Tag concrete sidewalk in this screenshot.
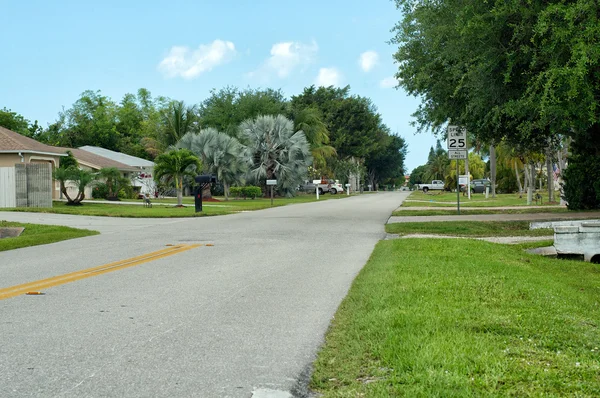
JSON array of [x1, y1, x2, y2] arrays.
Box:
[[395, 205, 566, 211], [387, 211, 600, 224]]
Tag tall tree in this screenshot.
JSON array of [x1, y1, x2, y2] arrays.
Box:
[[162, 101, 197, 148], [153, 149, 201, 207], [198, 87, 288, 138], [176, 129, 249, 200], [240, 115, 312, 196]]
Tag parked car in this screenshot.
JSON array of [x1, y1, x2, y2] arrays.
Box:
[[415, 180, 445, 193], [300, 180, 345, 194], [470, 179, 491, 194]]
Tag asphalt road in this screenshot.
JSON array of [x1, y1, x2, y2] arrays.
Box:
[[0, 192, 409, 398]]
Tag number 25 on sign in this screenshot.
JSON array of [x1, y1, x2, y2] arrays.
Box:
[[447, 125, 467, 149]]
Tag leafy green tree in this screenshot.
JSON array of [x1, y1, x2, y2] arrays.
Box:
[[365, 134, 407, 188], [153, 149, 201, 206], [290, 107, 336, 171], [409, 165, 427, 186], [0, 108, 42, 139], [240, 115, 312, 196], [290, 86, 382, 160], [176, 129, 249, 200], [198, 87, 288, 138]]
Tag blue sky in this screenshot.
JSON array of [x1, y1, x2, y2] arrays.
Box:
[[0, 0, 437, 172]]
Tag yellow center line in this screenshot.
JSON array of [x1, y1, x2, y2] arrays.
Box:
[[0, 244, 201, 301]]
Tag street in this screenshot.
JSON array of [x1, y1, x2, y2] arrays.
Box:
[[0, 192, 408, 397]]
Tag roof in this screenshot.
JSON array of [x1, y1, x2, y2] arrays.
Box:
[[79, 146, 154, 168], [0, 126, 67, 156], [58, 147, 139, 172]]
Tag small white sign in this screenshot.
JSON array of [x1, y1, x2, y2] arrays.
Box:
[[266, 179, 277, 186], [312, 180, 322, 184], [447, 125, 467, 149], [448, 150, 468, 159]]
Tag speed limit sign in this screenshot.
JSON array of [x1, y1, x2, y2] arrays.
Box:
[[447, 126, 467, 149]]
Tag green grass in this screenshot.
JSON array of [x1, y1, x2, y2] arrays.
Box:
[[311, 239, 600, 397], [403, 191, 560, 207], [0, 193, 349, 218], [0, 221, 99, 252], [385, 221, 554, 237]]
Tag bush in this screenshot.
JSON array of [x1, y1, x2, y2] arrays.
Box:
[[562, 154, 600, 210], [242, 186, 262, 199], [92, 182, 109, 199], [211, 182, 224, 196], [230, 186, 243, 198], [229, 186, 262, 199]]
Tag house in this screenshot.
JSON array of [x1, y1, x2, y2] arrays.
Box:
[[79, 146, 156, 196], [57, 147, 140, 199], [0, 126, 67, 207]]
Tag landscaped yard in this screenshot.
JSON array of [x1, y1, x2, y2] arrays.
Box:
[[0, 193, 350, 218], [0, 220, 98, 252], [385, 221, 554, 237], [311, 238, 600, 397], [402, 190, 560, 207]]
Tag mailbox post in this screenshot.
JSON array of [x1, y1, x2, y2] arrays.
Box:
[[313, 179, 322, 200], [345, 183, 350, 196], [266, 179, 277, 206], [194, 175, 217, 213]]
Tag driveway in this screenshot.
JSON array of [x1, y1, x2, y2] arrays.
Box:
[[0, 192, 410, 397]]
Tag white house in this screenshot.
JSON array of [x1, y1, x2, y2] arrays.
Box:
[[79, 146, 156, 196]]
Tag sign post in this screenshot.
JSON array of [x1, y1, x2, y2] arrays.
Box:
[[313, 179, 322, 200], [447, 126, 467, 215], [266, 179, 277, 206]]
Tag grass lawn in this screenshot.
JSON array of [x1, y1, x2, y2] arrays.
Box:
[[311, 239, 600, 397], [403, 191, 560, 207], [0, 193, 350, 218], [385, 221, 554, 237], [0, 221, 98, 252]]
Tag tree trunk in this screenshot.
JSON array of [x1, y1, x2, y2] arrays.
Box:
[[514, 160, 523, 198], [224, 182, 230, 201], [527, 163, 534, 205], [546, 157, 554, 202], [490, 144, 497, 198]]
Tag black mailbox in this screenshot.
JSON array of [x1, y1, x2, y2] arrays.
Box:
[[195, 175, 217, 184], [194, 175, 217, 213]]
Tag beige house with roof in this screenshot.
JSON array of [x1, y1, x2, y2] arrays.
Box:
[[0, 126, 67, 205]]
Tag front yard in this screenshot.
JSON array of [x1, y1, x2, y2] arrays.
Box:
[[311, 237, 600, 396]]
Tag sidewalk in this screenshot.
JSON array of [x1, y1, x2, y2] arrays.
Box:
[[55, 198, 231, 207], [387, 211, 600, 224], [395, 205, 566, 211]]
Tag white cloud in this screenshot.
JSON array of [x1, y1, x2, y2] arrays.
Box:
[[359, 51, 379, 72], [250, 41, 318, 80], [316, 67, 342, 87], [380, 76, 400, 88], [158, 40, 236, 79]]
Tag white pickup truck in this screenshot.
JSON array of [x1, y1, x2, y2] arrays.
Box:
[[415, 180, 445, 193]]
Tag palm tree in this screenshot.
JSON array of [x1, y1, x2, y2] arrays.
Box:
[[176, 128, 250, 200], [293, 107, 336, 171], [153, 149, 201, 206], [53, 167, 96, 206], [162, 101, 197, 147], [97, 167, 128, 200], [240, 115, 312, 196]]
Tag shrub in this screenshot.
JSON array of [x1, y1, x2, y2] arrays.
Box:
[[229, 186, 243, 198], [242, 186, 262, 199], [562, 154, 600, 210], [92, 182, 109, 199]]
